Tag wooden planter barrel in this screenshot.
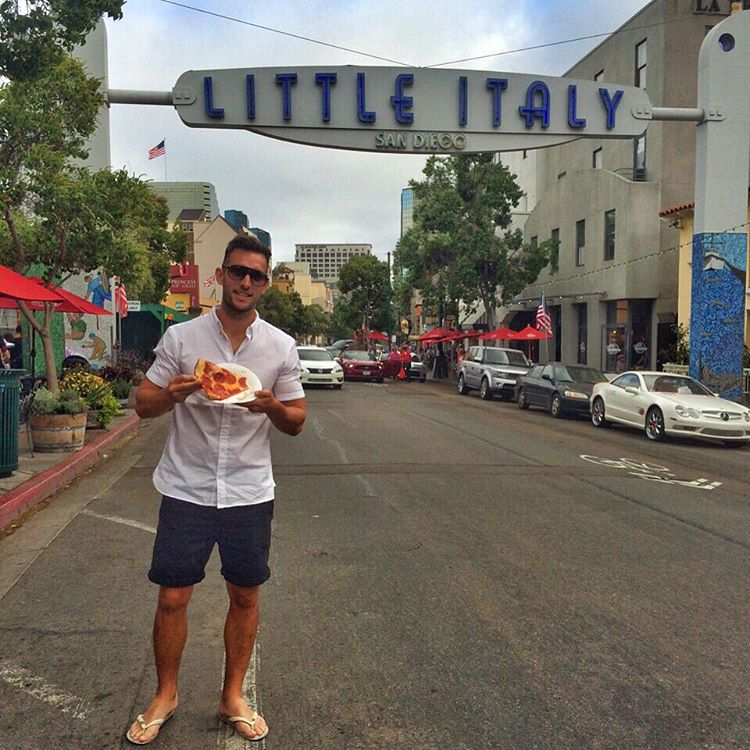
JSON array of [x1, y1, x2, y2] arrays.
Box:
[[28, 412, 87, 452]]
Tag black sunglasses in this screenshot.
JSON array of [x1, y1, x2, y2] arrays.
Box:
[[222, 264, 269, 286]]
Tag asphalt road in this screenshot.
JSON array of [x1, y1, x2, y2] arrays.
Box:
[[0, 379, 748, 749]]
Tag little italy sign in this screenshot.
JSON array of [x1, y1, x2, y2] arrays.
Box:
[[172, 66, 651, 153]]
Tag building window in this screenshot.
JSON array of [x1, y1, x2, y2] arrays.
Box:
[[633, 134, 646, 179], [604, 209, 616, 261], [530, 235, 538, 250], [635, 39, 647, 89], [550, 228, 560, 274], [594, 69, 604, 82], [576, 219, 585, 267], [593, 148, 602, 169]]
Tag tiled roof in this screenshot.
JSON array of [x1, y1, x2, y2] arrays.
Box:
[[659, 202, 694, 218]]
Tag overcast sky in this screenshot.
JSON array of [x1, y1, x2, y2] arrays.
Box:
[[105, 0, 651, 264]]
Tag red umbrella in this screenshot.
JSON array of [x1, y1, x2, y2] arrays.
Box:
[[0, 265, 65, 302], [367, 330, 389, 341], [478, 326, 517, 341], [436, 330, 475, 342], [514, 325, 551, 340], [416, 327, 452, 341], [0, 281, 111, 315]]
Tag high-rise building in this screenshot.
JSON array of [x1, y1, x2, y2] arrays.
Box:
[[148, 182, 219, 223], [401, 188, 415, 236], [294, 243, 371, 281], [224, 210, 249, 231]]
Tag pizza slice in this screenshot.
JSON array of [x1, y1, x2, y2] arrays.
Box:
[[194, 358, 251, 401]]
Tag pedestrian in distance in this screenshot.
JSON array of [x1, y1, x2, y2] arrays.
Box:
[[388, 343, 401, 380], [400, 344, 412, 382], [127, 234, 306, 745]]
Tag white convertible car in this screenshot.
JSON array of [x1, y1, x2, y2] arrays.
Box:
[[590, 371, 750, 446]]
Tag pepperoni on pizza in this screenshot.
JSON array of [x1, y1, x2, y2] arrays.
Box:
[[194, 358, 251, 401]]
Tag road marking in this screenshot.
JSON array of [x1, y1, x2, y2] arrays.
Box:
[[311, 417, 377, 497], [217, 644, 265, 749], [0, 660, 89, 720], [81, 509, 157, 534], [579, 454, 722, 490]]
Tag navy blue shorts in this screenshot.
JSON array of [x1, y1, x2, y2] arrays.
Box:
[[148, 496, 274, 588]]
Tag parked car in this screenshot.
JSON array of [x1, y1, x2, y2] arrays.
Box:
[[409, 353, 428, 382], [377, 351, 427, 382], [590, 370, 750, 446], [296, 346, 344, 389], [516, 362, 607, 418], [326, 339, 355, 359], [457, 346, 530, 400], [339, 350, 384, 383]]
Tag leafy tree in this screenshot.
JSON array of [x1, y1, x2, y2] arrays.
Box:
[[0, 1, 124, 80], [256, 286, 294, 333], [0, 6, 186, 390], [396, 154, 553, 327], [302, 303, 328, 340], [337, 254, 391, 333]]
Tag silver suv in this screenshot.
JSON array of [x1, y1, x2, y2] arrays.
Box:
[[457, 346, 531, 400]]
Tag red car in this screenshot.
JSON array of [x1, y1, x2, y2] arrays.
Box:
[[339, 350, 384, 383]]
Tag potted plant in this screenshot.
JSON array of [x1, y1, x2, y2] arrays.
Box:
[[60, 369, 120, 429], [24, 387, 88, 452]]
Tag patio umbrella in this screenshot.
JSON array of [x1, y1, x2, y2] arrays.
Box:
[[367, 330, 389, 341], [0, 265, 64, 302], [478, 326, 517, 341], [514, 325, 551, 340], [0, 280, 111, 315], [416, 327, 452, 341]]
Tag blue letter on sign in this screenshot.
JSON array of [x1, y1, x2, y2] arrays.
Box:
[[599, 88, 624, 129], [204, 76, 224, 119], [486, 78, 508, 127], [246, 75, 255, 120], [567, 85, 586, 128], [276, 73, 298, 121], [519, 81, 550, 129], [315, 72, 337, 122], [390, 74, 414, 124], [357, 73, 376, 123]]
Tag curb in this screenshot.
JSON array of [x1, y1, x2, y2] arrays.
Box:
[[0, 413, 141, 530]]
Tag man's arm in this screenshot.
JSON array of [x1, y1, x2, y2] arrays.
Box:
[[242, 392, 306, 436], [135, 375, 203, 418]]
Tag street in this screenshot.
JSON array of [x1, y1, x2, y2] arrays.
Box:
[[1, 380, 748, 749]]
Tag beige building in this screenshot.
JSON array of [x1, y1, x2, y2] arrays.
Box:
[[274, 262, 331, 312], [499, 0, 742, 371]]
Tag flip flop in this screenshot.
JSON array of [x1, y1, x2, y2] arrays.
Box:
[[219, 711, 269, 741], [126, 708, 176, 745]]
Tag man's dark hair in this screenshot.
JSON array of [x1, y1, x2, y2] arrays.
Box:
[[223, 234, 271, 265]]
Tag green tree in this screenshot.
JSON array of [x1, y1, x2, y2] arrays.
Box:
[[0, 6, 186, 390], [338, 254, 391, 333], [301, 303, 328, 340], [256, 286, 294, 333], [396, 154, 553, 327]]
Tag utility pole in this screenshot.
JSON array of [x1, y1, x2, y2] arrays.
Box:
[[386, 251, 392, 342]]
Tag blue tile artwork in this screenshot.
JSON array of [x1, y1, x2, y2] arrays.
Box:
[[689, 232, 746, 400]]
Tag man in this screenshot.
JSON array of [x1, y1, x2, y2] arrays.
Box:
[[127, 234, 306, 745]]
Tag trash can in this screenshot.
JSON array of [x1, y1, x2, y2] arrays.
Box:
[[0, 369, 23, 478]]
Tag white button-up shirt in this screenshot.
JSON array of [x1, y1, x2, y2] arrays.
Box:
[[146, 309, 304, 508]]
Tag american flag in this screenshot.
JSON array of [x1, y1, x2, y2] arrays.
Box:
[[536, 293, 552, 335], [114, 279, 128, 318], [148, 140, 166, 160], [203, 274, 215, 288]]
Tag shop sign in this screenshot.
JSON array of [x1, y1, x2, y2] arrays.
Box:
[[173, 66, 651, 153]]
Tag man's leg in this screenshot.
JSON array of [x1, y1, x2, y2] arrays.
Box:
[[127, 585, 193, 743], [218, 582, 268, 739]]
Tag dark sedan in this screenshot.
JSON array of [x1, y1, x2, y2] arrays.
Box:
[[515, 362, 608, 418], [339, 350, 384, 383]]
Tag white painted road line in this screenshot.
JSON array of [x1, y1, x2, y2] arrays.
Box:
[[217, 643, 265, 749], [81, 509, 157, 534], [0, 660, 89, 720]]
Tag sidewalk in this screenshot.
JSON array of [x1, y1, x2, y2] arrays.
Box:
[[0, 410, 142, 531]]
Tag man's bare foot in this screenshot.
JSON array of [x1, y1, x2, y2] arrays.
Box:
[[218, 697, 268, 741], [126, 694, 179, 745]]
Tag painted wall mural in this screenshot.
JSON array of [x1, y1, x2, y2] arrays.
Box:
[[62, 272, 115, 365]]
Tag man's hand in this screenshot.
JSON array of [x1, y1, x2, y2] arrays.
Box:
[[167, 374, 203, 404], [135, 375, 202, 418], [241, 391, 306, 435]]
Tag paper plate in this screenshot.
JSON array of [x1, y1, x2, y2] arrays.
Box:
[[193, 362, 262, 405]]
